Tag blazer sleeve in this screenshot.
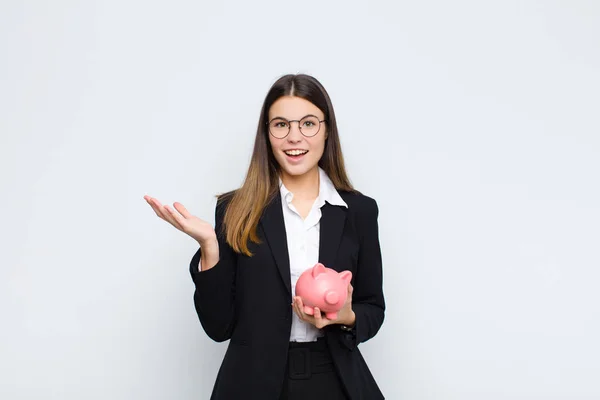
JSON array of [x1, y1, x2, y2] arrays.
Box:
[[189, 197, 237, 342], [337, 196, 385, 350]]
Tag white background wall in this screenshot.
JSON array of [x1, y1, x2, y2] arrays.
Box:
[[1, 1, 599, 399]]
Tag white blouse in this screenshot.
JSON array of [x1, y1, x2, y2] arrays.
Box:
[[279, 167, 348, 342], [197, 167, 348, 342]]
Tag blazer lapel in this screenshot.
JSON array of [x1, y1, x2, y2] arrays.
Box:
[[319, 202, 347, 272], [260, 194, 292, 297], [260, 196, 348, 297]]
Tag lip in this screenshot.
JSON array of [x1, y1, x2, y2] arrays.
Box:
[[283, 149, 308, 163]]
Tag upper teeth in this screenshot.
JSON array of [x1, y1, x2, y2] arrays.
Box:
[[285, 150, 307, 156]]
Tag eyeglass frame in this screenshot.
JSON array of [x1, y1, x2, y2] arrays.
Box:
[[266, 114, 327, 139]]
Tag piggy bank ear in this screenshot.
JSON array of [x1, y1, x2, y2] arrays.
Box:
[[339, 270, 352, 284], [312, 263, 327, 278]]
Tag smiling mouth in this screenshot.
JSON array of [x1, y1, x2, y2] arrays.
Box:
[[284, 150, 308, 156]]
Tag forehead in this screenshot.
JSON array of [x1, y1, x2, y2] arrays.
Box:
[[268, 96, 324, 120]]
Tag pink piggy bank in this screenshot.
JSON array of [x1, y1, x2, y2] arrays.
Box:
[[295, 263, 352, 320]]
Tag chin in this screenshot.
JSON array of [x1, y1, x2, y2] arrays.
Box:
[[280, 162, 317, 177]]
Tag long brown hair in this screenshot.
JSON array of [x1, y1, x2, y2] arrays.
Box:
[[219, 74, 356, 256]]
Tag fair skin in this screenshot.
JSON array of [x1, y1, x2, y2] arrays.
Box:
[[268, 95, 325, 219], [144, 95, 355, 328]]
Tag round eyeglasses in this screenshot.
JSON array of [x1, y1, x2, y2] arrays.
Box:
[[267, 115, 326, 139]]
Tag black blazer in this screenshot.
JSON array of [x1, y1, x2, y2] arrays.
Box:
[[189, 190, 385, 400]]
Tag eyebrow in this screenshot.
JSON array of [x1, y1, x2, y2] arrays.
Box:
[[270, 114, 320, 121]]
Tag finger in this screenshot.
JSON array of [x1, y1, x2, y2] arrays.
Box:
[[314, 307, 322, 321], [291, 297, 299, 315], [173, 202, 193, 219], [291, 301, 299, 318], [296, 298, 313, 322], [145, 197, 167, 220], [146, 195, 164, 209], [162, 205, 184, 231], [147, 197, 176, 226], [145, 197, 177, 225], [313, 307, 327, 328], [295, 297, 308, 316], [293, 298, 304, 320], [165, 204, 186, 229]]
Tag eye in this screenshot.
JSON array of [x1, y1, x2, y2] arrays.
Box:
[[273, 121, 288, 128], [303, 120, 315, 127]]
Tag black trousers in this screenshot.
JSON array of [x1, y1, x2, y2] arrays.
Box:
[[278, 337, 349, 400]]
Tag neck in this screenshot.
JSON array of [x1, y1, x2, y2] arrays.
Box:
[[280, 166, 320, 200]]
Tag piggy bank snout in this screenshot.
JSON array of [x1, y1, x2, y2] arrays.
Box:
[[324, 290, 340, 305]]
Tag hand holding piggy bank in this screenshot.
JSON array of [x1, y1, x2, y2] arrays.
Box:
[[295, 263, 353, 320]]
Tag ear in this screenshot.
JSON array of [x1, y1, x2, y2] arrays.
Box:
[[339, 270, 352, 284], [312, 263, 327, 278]]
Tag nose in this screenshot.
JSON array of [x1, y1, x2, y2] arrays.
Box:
[[287, 121, 303, 142]]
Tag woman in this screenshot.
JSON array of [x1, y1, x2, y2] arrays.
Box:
[[145, 74, 385, 399]]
